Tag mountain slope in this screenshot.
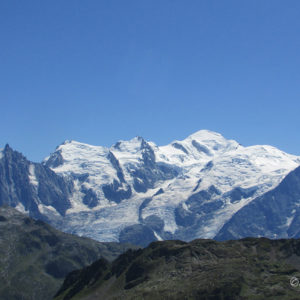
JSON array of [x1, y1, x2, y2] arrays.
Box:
[[54, 237, 300, 300], [216, 165, 300, 240], [0, 206, 135, 300]]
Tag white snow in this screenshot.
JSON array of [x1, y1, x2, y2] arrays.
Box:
[[15, 202, 27, 214], [0, 149, 3, 160], [285, 215, 295, 227], [154, 231, 163, 241], [38, 204, 60, 216], [182, 202, 189, 211], [28, 164, 39, 188]]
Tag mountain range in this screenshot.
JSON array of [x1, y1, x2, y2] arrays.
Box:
[[1, 130, 300, 246]]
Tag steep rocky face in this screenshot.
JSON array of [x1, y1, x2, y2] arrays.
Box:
[[54, 237, 300, 300], [216, 165, 300, 240], [129, 138, 179, 193], [0, 206, 135, 300], [0, 145, 72, 220]]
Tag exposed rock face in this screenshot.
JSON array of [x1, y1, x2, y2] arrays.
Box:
[[54, 237, 300, 300], [0, 206, 135, 300], [102, 179, 132, 204], [0, 145, 72, 219]]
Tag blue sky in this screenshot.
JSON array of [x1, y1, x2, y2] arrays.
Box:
[[1, 1, 300, 162]]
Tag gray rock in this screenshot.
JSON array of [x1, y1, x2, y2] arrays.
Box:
[[0, 145, 72, 218]]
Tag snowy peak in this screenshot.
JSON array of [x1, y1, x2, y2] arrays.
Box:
[[56, 139, 108, 154], [112, 136, 146, 153], [186, 129, 229, 145], [185, 129, 240, 154], [155, 130, 238, 166], [111, 136, 156, 165], [46, 140, 109, 171]]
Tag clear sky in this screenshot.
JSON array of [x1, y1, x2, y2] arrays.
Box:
[[1, 1, 300, 162]]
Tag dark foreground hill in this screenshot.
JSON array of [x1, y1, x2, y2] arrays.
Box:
[[55, 238, 300, 300], [0, 206, 134, 300]]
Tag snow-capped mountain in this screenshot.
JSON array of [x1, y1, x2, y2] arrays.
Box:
[[1, 130, 300, 246]]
